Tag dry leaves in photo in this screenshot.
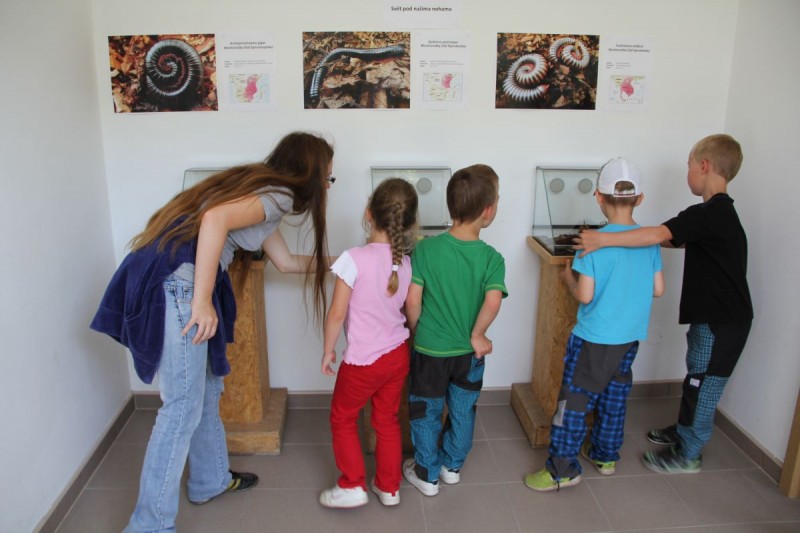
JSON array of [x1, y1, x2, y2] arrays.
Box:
[[303, 31, 411, 109], [108, 34, 217, 113], [496, 33, 599, 110]]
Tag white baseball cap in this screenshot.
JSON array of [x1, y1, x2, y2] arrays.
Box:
[[597, 157, 642, 197]]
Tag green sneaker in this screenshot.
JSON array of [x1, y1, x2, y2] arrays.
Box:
[[580, 441, 615, 476], [642, 446, 701, 474], [524, 468, 581, 492]]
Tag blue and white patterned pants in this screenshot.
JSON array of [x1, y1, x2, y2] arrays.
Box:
[[547, 334, 639, 479], [676, 324, 720, 460]]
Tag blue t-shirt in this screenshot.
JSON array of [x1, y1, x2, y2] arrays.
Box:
[[571, 224, 662, 344]]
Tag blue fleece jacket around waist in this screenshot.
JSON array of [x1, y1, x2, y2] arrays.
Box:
[[90, 238, 236, 384]]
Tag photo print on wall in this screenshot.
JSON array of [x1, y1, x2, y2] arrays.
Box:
[[303, 31, 411, 109], [108, 34, 217, 113], [496, 33, 599, 110]]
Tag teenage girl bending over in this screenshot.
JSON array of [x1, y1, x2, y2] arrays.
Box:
[[91, 131, 334, 532], [319, 178, 419, 508]]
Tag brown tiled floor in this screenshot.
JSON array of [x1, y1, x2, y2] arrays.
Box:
[[55, 396, 800, 532]]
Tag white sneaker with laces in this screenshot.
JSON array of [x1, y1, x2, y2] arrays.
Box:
[[370, 479, 400, 506], [319, 485, 368, 508], [439, 465, 461, 484], [403, 458, 439, 496]]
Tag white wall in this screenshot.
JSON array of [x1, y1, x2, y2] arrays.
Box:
[[0, 1, 132, 531], [92, 0, 739, 395], [720, 0, 800, 460]]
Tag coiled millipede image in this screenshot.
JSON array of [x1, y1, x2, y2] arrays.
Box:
[[144, 39, 204, 108], [308, 44, 406, 101], [502, 37, 593, 103], [548, 37, 590, 69], [502, 53, 550, 102]]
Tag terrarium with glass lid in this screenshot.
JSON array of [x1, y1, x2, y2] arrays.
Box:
[[532, 166, 605, 256], [371, 166, 451, 236]]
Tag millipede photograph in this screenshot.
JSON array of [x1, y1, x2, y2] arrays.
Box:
[[303, 31, 411, 109], [108, 34, 218, 113], [496, 32, 599, 110]]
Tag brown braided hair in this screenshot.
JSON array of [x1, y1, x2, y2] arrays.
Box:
[[368, 178, 419, 295]]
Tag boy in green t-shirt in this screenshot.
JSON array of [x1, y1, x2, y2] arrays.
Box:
[[403, 164, 508, 496]]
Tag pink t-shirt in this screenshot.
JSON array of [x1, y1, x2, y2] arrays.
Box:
[[330, 243, 411, 366]]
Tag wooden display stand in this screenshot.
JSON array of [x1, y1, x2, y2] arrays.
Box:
[[511, 237, 579, 447], [220, 259, 287, 454]]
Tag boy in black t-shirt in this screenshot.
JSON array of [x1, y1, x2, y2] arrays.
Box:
[[576, 134, 753, 473]]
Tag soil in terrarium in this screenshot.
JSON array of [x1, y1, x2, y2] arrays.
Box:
[[538, 224, 604, 256]]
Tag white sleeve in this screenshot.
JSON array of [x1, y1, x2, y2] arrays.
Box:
[[330, 250, 358, 288]]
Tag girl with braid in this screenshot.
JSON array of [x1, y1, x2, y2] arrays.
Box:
[[319, 178, 419, 508]]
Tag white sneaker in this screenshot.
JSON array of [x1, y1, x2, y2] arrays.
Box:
[[370, 478, 400, 506], [439, 465, 461, 484], [319, 485, 368, 508], [403, 458, 439, 496]]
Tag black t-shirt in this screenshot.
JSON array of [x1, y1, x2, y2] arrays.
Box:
[[663, 193, 753, 324]]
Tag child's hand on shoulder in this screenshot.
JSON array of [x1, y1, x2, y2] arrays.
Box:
[[321, 350, 337, 375], [573, 230, 600, 256]]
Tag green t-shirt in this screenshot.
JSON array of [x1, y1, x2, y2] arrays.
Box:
[[411, 232, 508, 357]]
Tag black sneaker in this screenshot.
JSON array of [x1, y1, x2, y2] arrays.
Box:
[[189, 470, 259, 505], [646, 424, 678, 445]]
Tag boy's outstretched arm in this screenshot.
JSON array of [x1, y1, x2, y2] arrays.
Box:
[[574, 225, 673, 255], [471, 289, 503, 358]]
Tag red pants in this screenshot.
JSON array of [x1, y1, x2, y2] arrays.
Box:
[[330, 341, 410, 493]]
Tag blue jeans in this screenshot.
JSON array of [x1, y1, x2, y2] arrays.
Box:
[[125, 265, 232, 533], [408, 351, 484, 483]]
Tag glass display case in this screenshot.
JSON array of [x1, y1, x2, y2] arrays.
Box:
[[183, 167, 224, 190], [371, 166, 451, 235], [532, 166, 605, 256]]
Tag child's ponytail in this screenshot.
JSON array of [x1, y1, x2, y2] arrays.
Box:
[[386, 202, 406, 295]]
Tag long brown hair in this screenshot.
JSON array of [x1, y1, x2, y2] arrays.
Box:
[[130, 131, 333, 322], [368, 178, 418, 295]]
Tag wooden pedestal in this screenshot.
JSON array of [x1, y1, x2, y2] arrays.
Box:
[[220, 259, 287, 455], [511, 237, 578, 447]]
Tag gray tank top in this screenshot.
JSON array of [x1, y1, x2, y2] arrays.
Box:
[[219, 187, 294, 270]]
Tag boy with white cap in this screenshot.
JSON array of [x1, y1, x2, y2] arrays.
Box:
[[576, 135, 753, 474], [526, 157, 664, 491]]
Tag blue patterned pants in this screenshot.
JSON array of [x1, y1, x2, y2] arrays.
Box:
[[408, 350, 485, 483], [676, 322, 751, 460], [547, 335, 638, 479]]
